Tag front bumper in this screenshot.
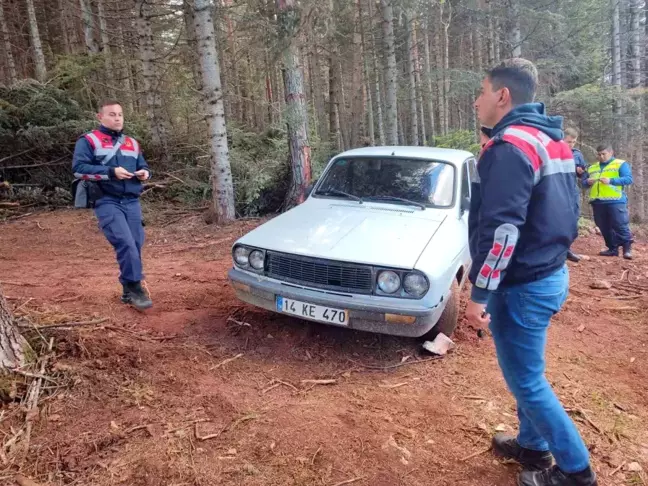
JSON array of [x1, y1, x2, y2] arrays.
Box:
[[227, 268, 447, 337]]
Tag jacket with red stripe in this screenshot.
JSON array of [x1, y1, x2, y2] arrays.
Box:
[[468, 103, 578, 304], [72, 125, 150, 198]]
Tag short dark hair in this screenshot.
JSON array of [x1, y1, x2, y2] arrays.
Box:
[[564, 127, 579, 138], [596, 143, 614, 153], [486, 58, 538, 106], [98, 99, 122, 111]]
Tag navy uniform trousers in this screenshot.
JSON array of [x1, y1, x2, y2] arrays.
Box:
[[591, 202, 633, 250], [94, 195, 145, 284]]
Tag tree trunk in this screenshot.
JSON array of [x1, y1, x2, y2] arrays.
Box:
[[508, 0, 522, 57], [442, 3, 451, 135], [358, 0, 374, 145], [79, 0, 99, 54], [97, 0, 114, 94], [192, 0, 235, 223], [182, 0, 202, 90], [612, 0, 621, 87], [368, 0, 384, 145], [116, 18, 135, 113], [135, 0, 168, 156], [57, 0, 71, 54], [0, 0, 17, 84], [423, 24, 435, 143], [276, 0, 312, 207], [25, 0, 47, 82], [414, 21, 425, 145], [380, 0, 398, 145], [405, 10, 418, 145], [486, 0, 495, 65], [350, 0, 365, 148], [0, 287, 27, 370], [629, 0, 641, 88]]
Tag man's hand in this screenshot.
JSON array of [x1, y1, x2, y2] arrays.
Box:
[[600, 177, 610, 185], [587, 178, 595, 185], [114, 167, 134, 180], [576, 167, 584, 175], [134, 169, 150, 181], [465, 300, 491, 329]]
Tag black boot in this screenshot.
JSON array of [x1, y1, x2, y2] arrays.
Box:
[[121, 282, 153, 311], [566, 250, 582, 263], [518, 465, 597, 486], [598, 248, 618, 257], [492, 434, 553, 471], [622, 243, 633, 260]]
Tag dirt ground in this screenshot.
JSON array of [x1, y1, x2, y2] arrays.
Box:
[[0, 208, 647, 486]]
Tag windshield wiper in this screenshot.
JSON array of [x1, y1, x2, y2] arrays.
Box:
[[317, 189, 363, 203], [362, 195, 426, 210]]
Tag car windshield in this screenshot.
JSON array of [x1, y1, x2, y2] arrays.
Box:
[[315, 157, 455, 208]]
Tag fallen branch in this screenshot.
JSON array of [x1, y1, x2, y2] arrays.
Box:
[[460, 446, 492, 462], [609, 462, 626, 477], [0, 202, 20, 207], [22, 337, 54, 458], [1, 212, 34, 222], [347, 356, 443, 371], [195, 413, 258, 441], [566, 408, 603, 435], [461, 395, 487, 401], [262, 379, 299, 394], [210, 353, 244, 370], [331, 476, 367, 486], [301, 379, 337, 386], [19, 318, 109, 330]]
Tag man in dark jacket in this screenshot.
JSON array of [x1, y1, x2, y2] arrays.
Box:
[[72, 100, 153, 311], [467, 59, 596, 486], [564, 128, 586, 263]]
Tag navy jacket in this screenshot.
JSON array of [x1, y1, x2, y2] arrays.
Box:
[[581, 158, 633, 205], [72, 125, 150, 198], [469, 103, 579, 304], [572, 148, 586, 172]]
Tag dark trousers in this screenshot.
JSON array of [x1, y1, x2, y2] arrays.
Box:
[[592, 202, 633, 250], [95, 196, 145, 284]]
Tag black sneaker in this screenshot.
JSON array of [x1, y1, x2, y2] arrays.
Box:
[[599, 248, 618, 257], [492, 434, 553, 471], [121, 282, 153, 311], [566, 250, 582, 263], [518, 465, 597, 486]]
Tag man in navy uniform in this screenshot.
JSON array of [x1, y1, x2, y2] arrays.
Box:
[[72, 100, 153, 310]]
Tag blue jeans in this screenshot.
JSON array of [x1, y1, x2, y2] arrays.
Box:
[[487, 266, 590, 473], [95, 196, 145, 284]]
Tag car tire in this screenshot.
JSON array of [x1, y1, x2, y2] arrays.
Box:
[[423, 280, 460, 340]]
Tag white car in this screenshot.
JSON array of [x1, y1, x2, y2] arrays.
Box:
[[228, 146, 476, 339]]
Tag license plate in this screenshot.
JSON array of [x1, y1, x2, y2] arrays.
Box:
[[276, 296, 349, 326]]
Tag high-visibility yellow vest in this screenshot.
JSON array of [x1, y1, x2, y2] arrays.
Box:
[[588, 159, 625, 201]]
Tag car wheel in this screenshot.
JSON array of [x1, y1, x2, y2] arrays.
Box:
[[423, 280, 459, 340]]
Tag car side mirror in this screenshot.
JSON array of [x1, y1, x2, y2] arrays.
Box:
[[460, 195, 470, 213]]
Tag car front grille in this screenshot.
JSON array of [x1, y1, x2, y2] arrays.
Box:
[[266, 252, 373, 294]]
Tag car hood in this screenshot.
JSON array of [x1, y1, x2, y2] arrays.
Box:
[[238, 202, 446, 269]]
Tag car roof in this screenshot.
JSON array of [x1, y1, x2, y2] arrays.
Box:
[[333, 146, 475, 167]]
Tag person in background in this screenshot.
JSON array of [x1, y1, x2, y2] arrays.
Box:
[[563, 128, 586, 263], [582, 143, 634, 259], [468, 58, 596, 486], [72, 100, 153, 310]]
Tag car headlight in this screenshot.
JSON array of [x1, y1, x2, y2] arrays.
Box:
[[403, 272, 429, 297], [249, 250, 265, 270], [377, 270, 401, 294], [233, 246, 250, 266]]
